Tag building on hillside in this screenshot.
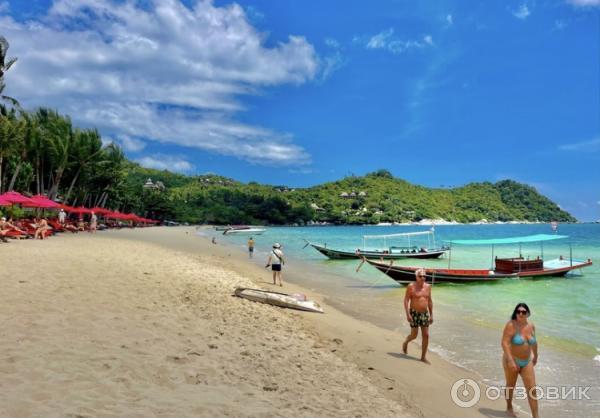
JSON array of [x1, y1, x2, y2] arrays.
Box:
[[143, 178, 165, 191]]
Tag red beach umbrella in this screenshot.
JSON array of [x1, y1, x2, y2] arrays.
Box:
[[0, 196, 11, 206], [90, 207, 112, 215], [70, 206, 93, 214], [105, 211, 125, 219], [0, 191, 34, 205], [22, 195, 60, 208]]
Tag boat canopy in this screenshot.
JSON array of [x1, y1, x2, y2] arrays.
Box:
[[362, 229, 437, 250], [446, 234, 568, 246], [363, 230, 434, 239]]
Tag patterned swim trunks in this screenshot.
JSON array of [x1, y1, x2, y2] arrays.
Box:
[[410, 309, 430, 328]]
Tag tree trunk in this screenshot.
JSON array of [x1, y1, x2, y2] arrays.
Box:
[[40, 159, 45, 195], [100, 192, 109, 208], [0, 154, 3, 193], [48, 166, 65, 200], [7, 161, 21, 191], [64, 167, 81, 202], [35, 158, 40, 195]]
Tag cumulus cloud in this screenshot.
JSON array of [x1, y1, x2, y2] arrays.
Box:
[[136, 155, 194, 173], [512, 3, 532, 19], [364, 29, 434, 54], [1, 0, 320, 166]]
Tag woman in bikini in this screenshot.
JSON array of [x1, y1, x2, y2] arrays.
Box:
[[501, 302, 539, 418]]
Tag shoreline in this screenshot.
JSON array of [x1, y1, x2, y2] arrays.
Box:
[[1, 226, 513, 417], [122, 226, 514, 417]]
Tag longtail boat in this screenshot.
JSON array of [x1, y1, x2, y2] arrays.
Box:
[[306, 230, 449, 260], [364, 234, 592, 284]]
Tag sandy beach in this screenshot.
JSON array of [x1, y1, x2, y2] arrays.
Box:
[[0, 226, 510, 417]]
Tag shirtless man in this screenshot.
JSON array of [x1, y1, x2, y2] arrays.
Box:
[[402, 268, 433, 363]]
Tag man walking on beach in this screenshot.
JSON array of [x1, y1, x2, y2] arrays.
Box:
[[402, 268, 433, 363], [247, 237, 255, 258], [266, 243, 284, 286]]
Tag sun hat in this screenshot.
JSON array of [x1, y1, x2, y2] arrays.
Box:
[[273, 243, 281, 248]]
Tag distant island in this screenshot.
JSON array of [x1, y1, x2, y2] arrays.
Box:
[[127, 167, 576, 225]]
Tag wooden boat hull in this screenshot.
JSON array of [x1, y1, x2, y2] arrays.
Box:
[[223, 228, 266, 235], [234, 288, 324, 313], [366, 258, 593, 284], [309, 243, 447, 260]]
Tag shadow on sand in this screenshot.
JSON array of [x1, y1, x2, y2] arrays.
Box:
[[386, 352, 424, 363]]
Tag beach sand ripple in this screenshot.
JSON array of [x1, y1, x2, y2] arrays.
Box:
[[0, 234, 407, 417]]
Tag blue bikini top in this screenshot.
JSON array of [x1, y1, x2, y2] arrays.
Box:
[[512, 326, 537, 346]]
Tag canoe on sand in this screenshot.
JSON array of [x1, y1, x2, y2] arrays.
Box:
[[234, 287, 324, 313]]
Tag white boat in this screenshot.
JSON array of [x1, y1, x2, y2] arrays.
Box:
[[223, 227, 266, 235], [234, 287, 324, 313]]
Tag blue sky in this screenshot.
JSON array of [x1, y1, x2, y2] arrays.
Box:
[[1, 0, 599, 220]]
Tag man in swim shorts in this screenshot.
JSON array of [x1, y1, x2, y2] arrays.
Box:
[[402, 268, 433, 363]]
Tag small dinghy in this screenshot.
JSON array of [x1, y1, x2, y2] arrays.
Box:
[[234, 287, 324, 313]]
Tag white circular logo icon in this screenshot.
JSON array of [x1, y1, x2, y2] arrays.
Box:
[[451, 378, 481, 408]]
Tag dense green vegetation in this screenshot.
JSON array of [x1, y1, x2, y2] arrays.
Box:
[[0, 34, 575, 224], [119, 167, 575, 224], [0, 106, 575, 224]]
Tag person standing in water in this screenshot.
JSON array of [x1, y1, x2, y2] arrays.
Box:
[[247, 237, 255, 258], [501, 303, 539, 418], [265, 243, 284, 286], [402, 268, 433, 363]]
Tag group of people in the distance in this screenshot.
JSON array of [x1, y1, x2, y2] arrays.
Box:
[[0, 209, 120, 242], [404, 268, 539, 417]]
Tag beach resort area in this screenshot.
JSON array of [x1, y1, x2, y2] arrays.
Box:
[[0, 225, 518, 417], [1, 1, 598, 417]]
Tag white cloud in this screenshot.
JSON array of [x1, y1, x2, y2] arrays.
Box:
[[1, 0, 320, 166], [512, 4, 531, 19], [559, 138, 600, 152], [119, 135, 146, 152], [364, 29, 434, 54], [446, 14, 453, 25], [567, 0, 600, 6], [136, 155, 194, 173], [319, 51, 345, 82]]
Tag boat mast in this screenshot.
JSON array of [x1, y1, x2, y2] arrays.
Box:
[[570, 239, 573, 267], [491, 244, 495, 270]]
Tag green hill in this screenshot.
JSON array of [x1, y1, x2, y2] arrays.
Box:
[[127, 167, 575, 224]]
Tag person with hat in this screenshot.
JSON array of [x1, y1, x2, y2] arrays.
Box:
[[58, 208, 66, 225], [265, 243, 284, 286]]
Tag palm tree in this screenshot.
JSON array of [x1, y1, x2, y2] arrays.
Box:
[[7, 112, 36, 191], [0, 36, 20, 109], [44, 110, 73, 200], [63, 128, 103, 202]]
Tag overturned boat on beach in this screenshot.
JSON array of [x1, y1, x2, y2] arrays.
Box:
[[234, 287, 324, 313]]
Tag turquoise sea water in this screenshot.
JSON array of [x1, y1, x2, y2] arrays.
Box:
[[207, 224, 600, 417]]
